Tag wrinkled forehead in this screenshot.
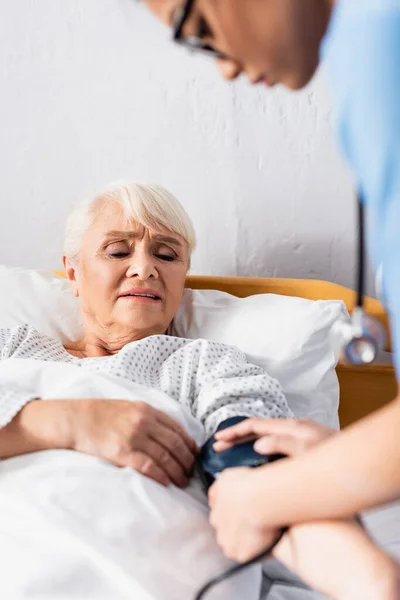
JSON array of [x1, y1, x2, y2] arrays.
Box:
[[88, 201, 141, 236], [83, 201, 187, 250]]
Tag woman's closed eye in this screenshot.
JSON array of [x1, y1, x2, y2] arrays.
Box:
[[154, 243, 178, 262], [155, 252, 176, 262], [106, 243, 130, 258], [104, 242, 178, 262], [110, 252, 130, 258]]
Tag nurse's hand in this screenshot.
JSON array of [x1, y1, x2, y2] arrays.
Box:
[[213, 417, 335, 456], [209, 418, 336, 564], [208, 466, 277, 562]]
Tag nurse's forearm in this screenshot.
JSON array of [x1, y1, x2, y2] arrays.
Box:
[[254, 396, 400, 527]]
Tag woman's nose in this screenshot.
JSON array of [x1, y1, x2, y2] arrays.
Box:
[[125, 252, 158, 280]]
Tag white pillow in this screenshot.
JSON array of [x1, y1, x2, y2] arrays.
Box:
[[0, 266, 82, 343], [0, 266, 347, 428], [172, 289, 349, 429]]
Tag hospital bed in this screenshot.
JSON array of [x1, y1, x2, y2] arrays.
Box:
[[52, 271, 399, 600]]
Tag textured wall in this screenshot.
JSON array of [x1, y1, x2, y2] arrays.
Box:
[[0, 0, 371, 292]]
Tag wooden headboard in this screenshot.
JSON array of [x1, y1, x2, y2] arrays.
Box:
[[55, 272, 397, 428]]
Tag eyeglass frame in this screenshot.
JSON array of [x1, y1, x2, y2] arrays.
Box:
[[172, 0, 229, 60]]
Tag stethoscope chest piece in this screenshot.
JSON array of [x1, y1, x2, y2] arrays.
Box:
[[330, 197, 386, 366]]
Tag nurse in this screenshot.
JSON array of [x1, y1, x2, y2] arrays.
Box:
[[143, 1, 400, 597]]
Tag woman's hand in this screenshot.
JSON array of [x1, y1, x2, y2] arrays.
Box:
[[213, 417, 335, 457], [70, 399, 198, 487]]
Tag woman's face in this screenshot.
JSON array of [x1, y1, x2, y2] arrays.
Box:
[[64, 202, 189, 346], [145, 0, 333, 90]]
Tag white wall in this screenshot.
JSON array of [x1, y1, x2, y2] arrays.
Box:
[[0, 0, 370, 291]]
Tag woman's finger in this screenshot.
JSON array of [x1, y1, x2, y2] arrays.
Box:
[[124, 451, 171, 487], [138, 437, 190, 488], [150, 421, 196, 474], [153, 409, 199, 453], [130, 428, 192, 484]]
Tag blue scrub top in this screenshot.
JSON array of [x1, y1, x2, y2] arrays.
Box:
[[321, 0, 400, 377]]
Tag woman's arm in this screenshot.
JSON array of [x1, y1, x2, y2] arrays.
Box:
[[0, 327, 75, 457], [0, 326, 50, 429], [0, 399, 74, 458], [0, 397, 197, 487], [192, 341, 293, 439]]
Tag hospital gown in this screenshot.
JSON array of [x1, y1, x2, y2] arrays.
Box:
[[0, 324, 293, 433]]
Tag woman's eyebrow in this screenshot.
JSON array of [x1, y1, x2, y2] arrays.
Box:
[[153, 234, 183, 247], [103, 231, 182, 247], [104, 231, 136, 240]]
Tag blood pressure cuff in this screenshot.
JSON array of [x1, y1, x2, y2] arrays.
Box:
[[197, 416, 283, 490]]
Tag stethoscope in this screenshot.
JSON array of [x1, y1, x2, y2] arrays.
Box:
[[194, 193, 386, 600], [330, 195, 386, 365]]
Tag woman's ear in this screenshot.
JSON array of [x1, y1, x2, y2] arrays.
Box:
[[62, 254, 79, 297]]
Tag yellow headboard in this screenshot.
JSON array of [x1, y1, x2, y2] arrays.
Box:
[[54, 272, 397, 428]]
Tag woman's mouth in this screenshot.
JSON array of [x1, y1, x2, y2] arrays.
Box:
[[119, 288, 162, 302]]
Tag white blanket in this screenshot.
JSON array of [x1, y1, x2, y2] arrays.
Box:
[[0, 359, 262, 600]]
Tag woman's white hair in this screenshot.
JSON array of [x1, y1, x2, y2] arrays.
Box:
[[64, 181, 196, 262]]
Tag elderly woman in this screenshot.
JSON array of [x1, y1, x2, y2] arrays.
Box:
[[0, 182, 292, 600], [0, 182, 291, 486]]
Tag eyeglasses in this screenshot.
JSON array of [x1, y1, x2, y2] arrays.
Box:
[[172, 0, 228, 60]]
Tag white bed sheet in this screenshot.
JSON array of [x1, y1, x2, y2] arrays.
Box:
[[0, 359, 262, 600], [1, 355, 400, 599], [363, 499, 400, 560]]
